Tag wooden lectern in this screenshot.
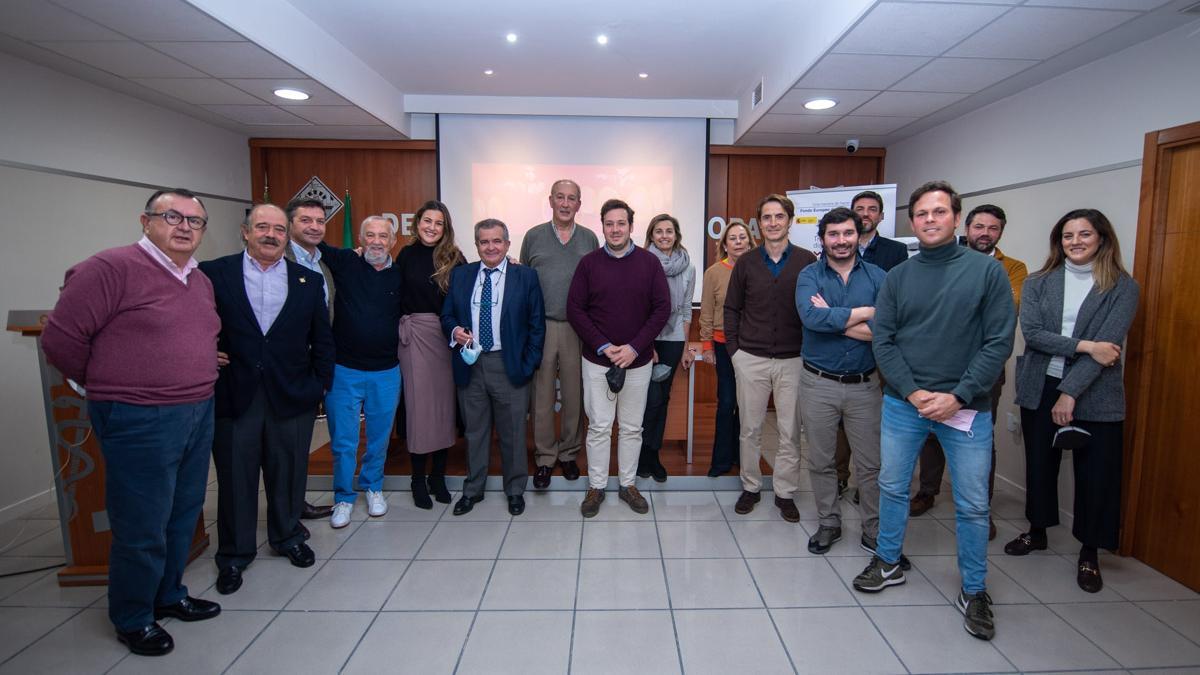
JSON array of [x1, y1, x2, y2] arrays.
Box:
[[7, 310, 209, 587]]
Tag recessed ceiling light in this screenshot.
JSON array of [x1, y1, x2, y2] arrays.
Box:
[[505, 33, 517, 43], [596, 34, 608, 45], [273, 88, 309, 101], [483, 69, 494, 76], [638, 72, 648, 79], [803, 98, 837, 111]]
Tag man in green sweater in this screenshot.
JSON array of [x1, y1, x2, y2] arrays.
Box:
[[852, 181, 1014, 643]]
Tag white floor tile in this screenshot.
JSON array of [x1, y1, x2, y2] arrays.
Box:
[[747, 558, 857, 607], [1137, 599, 1200, 645], [480, 559, 576, 610], [1096, 553, 1198, 601], [673, 608, 793, 675], [0, 559, 58, 601], [457, 611, 571, 675], [664, 558, 762, 609], [2, 530, 64, 558], [373, 493, 449, 521], [894, 518, 961, 556], [571, 610, 680, 675], [290, 517, 363, 558], [828, 555, 950, 606], [867, 605, 1014, 673], [108, 609, 275, 675], [417, 521, 507, 560], [772, 607, 905, 674], [198, 559, 319, 610], [286, 559, 407, 611], [519, 491, 585, 521], [447, 491, 515, 521], [729, 520, 813, 558], [0, 608, 127, 674], [911, 555, 1037, 605], [989, 603, 1120, 672], [990, 554, 1124, 603], [576, 558, 669, 610], [650, 491, 723, 521], [0, 572, 105, 608], [383, 560, 492, 611], [657, 521, 741, 558], [0, 606, 78, 663], [1050, 601, 1200, 668], [332, 521, 433, 560], [498, 521, 581, 559], [581, 521, 660, 558], [225, 610, 373, 674], [341, 611, 472, 674]]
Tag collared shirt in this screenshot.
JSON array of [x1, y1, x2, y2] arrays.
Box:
[[242, 251, 288, 334], [137, 235, 198, 284], [795, 255, 887, 374], [289, 240, 329, 304], [760, 244, 791, 278], [472, 259, 507, 351], [603, 243, 636, 258]]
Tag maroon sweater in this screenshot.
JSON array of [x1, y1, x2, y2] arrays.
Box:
[[566, 246, 670, 369], [41, 244, 220, 405]]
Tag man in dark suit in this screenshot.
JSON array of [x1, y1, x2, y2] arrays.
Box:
[[200, 204, 335, 595], [442, 219, 546, 516]]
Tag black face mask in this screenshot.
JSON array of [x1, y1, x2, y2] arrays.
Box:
[[606, 366, 626, 393]]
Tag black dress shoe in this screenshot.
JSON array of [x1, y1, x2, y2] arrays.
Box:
[[706, 466, 729, 478], [154, 596, 221, 622], [650, 461, 668, 483], [301, 501, 333, 520], [427, 474, 452, 504], [278, 542, 316, 568], [533, 465, 552, 489], [560, 460, 580, 481], [507, 495, 525, 516], [453, 494, 483, 516], [299, 522, 311, 541], [1004, 532, 1048, 556], [216, 566, 243, 595], [117, 622, 173, 656], [1077, 560, 1103, 593]]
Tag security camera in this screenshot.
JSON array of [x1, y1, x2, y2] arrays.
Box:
[[845, 138, 860, 154]]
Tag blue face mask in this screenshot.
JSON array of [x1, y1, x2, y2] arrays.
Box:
[[460, 338, 481, 365]]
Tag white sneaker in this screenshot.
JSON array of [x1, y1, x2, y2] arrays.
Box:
[[367, 490, 388, 517], [330, 501, 353, 528]]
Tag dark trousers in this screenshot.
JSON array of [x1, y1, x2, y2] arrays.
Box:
[[1021, 376, 1123, 550], [458, 351, 529, 498], [915, 379, 1002, 499], [640, 340, 685, 465], [212, 385, 315, 569], [88, 398, 213, 633], [710, 341, 740, 471]]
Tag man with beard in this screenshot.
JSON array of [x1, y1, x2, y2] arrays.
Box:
[[909, 205, 1027, 538]]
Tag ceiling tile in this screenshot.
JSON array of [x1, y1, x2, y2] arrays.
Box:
[[146, 42, 304, 78], [224, 78, 351, 106], [853, 91, 968, 117], [822, 115, 920, 135], [795, 54, 930, 90], [772, 89, 879, 114], [0, 0, 125, 41], [946, 6, 1138, 59], [34, 40, 206, 77], [201, 105, 310, 125], [891, 57, 1038, 93], [750, 114, 841, 134], [133, 77, 265, 105], [1029, 0, 1169, 9], [280, 106, 382, 126], [833, 2, 1011, 57], [53, 0, 245, 41]]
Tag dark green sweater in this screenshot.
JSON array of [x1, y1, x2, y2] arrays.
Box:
[[872, 241, 1015, 411]]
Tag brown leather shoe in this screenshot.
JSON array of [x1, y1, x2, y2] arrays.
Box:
[[533, 465, 552, 489], [775, 496, 800, 523], [560, 460, 581, 481], [301, 501, 333, 520], [619, 486, 649, 514], [581, 488, 605, 518], [908, 493, 935, 517], [733, 490, 760, 515]]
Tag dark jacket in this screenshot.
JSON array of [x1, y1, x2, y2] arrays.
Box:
[[200, 253, 335, 420], [862, 234, 910, 272]]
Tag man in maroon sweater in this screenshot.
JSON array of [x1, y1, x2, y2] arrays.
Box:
[[41, 189, 222, 657], [567, 199, 670, 517], [724, 193, 817, 522]]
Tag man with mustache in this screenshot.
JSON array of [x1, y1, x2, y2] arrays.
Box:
[[200, 204, 335, 594]]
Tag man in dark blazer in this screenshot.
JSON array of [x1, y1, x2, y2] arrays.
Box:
[[442, 218, 545, 516], [200, 204, 335, 595]]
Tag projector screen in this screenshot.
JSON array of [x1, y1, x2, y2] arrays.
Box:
[[438, 114, 708, 301]]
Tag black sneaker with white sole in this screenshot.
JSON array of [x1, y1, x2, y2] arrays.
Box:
[[957, 590, 996, 640], [852, 556, 905, 593], [859, 535, 912, 571]]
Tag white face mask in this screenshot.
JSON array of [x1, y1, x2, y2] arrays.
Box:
[[460, 338, 481, 365]]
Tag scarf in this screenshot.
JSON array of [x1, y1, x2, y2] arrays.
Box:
[[651, 246, 692, 317]]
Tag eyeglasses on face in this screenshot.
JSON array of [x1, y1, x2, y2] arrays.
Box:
[[146, 209, 207, 230]]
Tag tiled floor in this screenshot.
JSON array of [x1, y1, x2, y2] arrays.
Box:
[[0, 479, 1198, 673]]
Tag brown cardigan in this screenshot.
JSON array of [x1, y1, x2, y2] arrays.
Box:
[[722, 244, 816, 359]]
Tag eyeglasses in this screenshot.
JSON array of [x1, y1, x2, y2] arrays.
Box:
[[146, 209, 207, 230]]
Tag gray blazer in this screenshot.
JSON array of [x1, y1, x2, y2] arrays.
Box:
[[1014, 267, 1139, 422]]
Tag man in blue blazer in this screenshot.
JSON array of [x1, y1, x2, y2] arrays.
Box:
[[199, 204, 335, 595], [442, 218, 545, 516]]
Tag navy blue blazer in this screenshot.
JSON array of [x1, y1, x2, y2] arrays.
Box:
[[862, 234, 910, 272], [200, 253, 335, 420], [441, 261, 546, 388]]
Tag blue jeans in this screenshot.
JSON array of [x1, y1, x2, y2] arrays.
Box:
[[88, 398, 213, 632], [325, 365, 401, 504], [877, 395, 992, 594]]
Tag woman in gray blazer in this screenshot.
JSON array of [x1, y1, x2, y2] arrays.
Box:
[[1003, 209, 1138, 593]]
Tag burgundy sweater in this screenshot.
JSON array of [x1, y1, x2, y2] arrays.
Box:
[[566, 246, 670, 369], [41, 244, 220, 405]]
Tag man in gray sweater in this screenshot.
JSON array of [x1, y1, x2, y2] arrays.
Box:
[[852, 181, 1014, 643], [519, 179, 600, 488]]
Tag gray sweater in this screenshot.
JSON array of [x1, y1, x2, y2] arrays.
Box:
[[1014, 267, 1139, 421], [873, 241, 1016, 412], [519, 222, 599, 320]]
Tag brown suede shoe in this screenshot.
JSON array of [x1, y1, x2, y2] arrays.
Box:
[[619, 486, 649, 514], [909, 493, 935, 517], [775, 496, 800, 523], [581, 488, 605, 518], [734, 490, 761, 515]]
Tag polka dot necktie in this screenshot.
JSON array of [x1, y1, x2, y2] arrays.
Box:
[[479, 268, 495, 352]]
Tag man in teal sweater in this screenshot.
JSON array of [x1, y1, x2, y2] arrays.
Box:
[[852, 181, 1014, 643]]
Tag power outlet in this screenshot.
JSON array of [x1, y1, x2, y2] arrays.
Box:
[[1006, 412, 1020, 433]]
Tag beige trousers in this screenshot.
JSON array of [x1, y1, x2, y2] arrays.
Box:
[[581, 359, 651, 489], [731, 350, 803, 498], [530, 320, 584, 467]]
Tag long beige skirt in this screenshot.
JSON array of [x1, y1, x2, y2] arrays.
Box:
[[397, 312, 457, 454]]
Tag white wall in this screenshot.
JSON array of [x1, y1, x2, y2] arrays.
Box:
[[885, 21, 1200, 520], [0, 52, 250, 521]]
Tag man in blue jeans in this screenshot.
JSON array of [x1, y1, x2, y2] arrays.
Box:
[[853, 181, 1014, 641]]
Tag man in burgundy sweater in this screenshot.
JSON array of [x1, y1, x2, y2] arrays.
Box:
[[41, 189, 223, 657], [566, 199, 670, 517]]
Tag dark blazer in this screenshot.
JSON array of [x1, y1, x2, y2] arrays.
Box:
[[283, 242, 336, 322], [1014, 267, 1139, 422], [862, 234, 910, 272], [200, 253, 336, 420], [441, 261, 546, 388]]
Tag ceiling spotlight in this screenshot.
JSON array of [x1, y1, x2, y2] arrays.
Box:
[[273, 88, 310, 101], [638, 72, 648, 79], [484, 69, 494, 76], [803, 98, 837, 111], [505, 33, 517, 43], [596, 34, 608, 45]]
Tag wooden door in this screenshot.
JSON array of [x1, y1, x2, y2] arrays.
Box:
[[1123, 120, 1200, 590]]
